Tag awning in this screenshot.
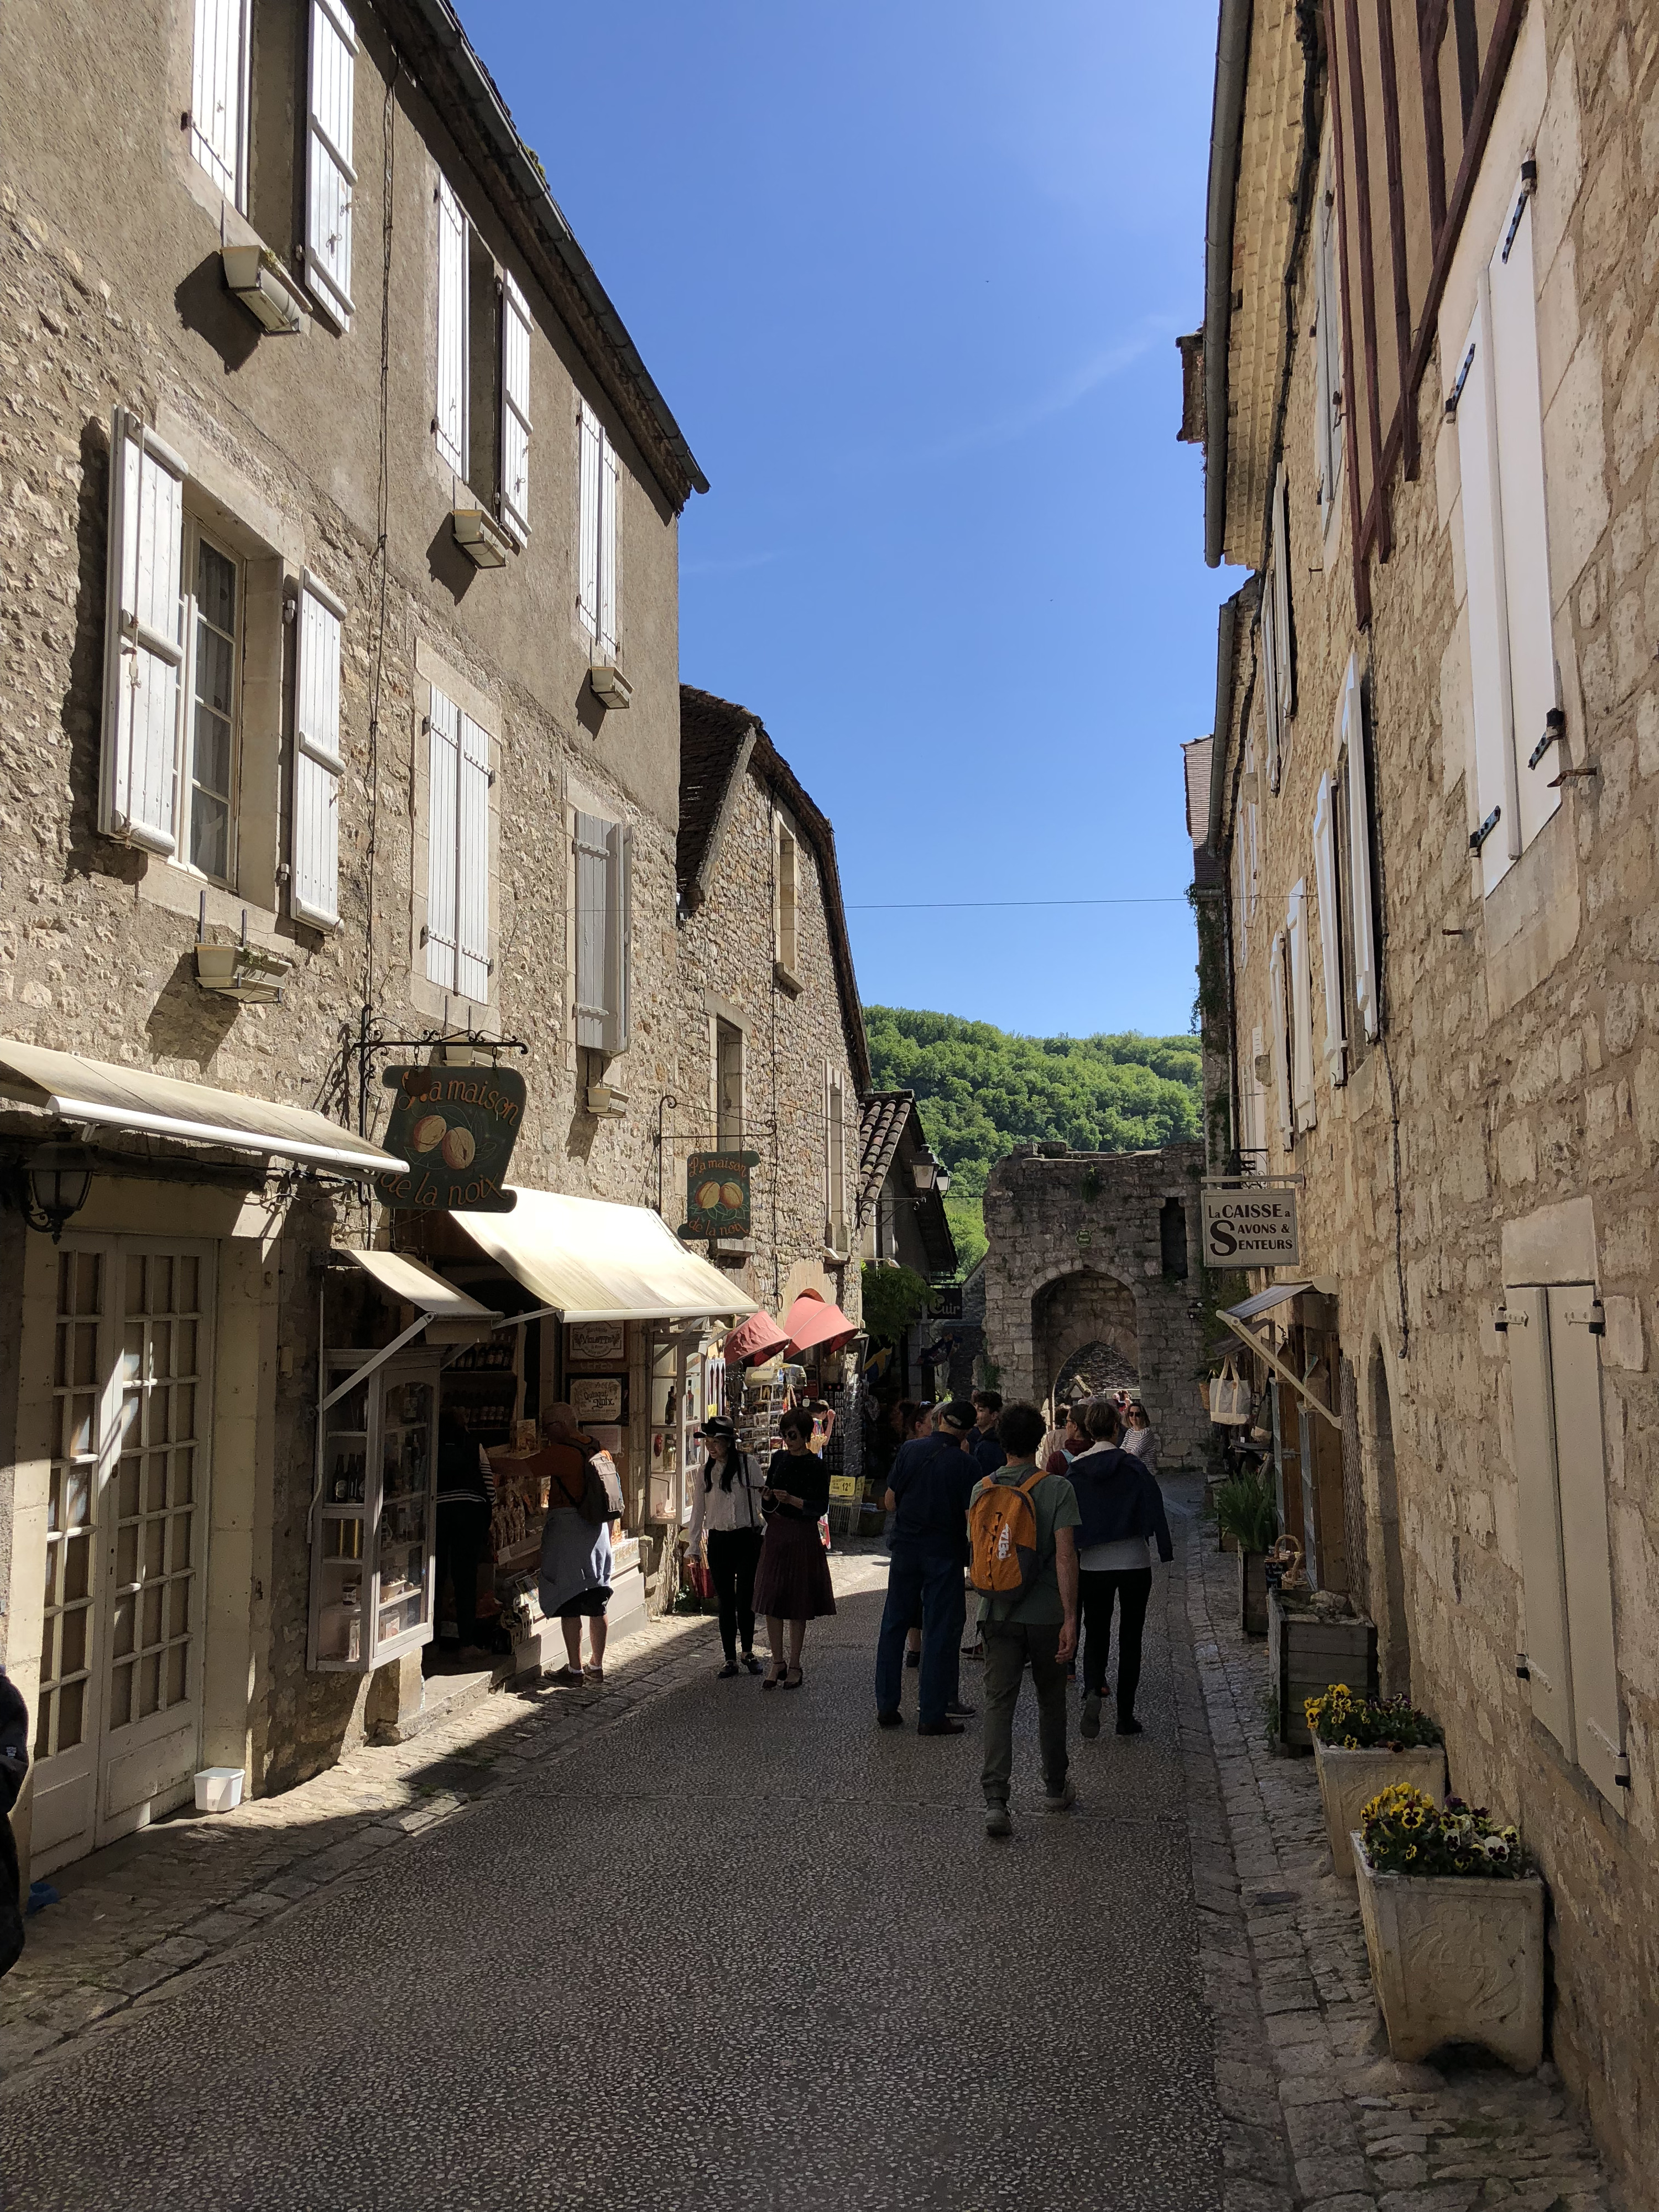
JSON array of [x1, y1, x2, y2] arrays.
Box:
[[450, 1186, 759, 1323], [0, 1039, 406, 1176], [1223, 1282, 1311, 1323], [725, 1310, 788, 1366], [333, 1249, 500, 1342], [781, 1290, 858, 1357]]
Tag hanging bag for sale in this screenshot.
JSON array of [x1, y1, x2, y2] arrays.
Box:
[[1209, 1357, 1251, 1426]]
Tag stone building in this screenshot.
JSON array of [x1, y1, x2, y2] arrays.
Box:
[[0, 0, 757, 1875], [980, 1144, 1209, 1469], [1188, 0, 1659, 2188]]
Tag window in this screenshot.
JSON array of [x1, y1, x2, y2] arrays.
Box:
[[1286, 883, 1314, 1133], [1242, 1022, 1269, 1163], [190, 0, 252, 207], [1505, 1283, 1626, 1806], [1270, 934, 1292, 1149], [577, 400, 618, 662], [1312, 768, 1345, 1087], [573, 810, 632, 1055], [180, 526, 241, 883], [1334, 655, 1380, 1055], [825, 1066, 848, 1254], [304, 0, 358, 327], [1453, 176, 1559, 895], [715, 1020, 744, 1145], [775, 820, 800, 978], [425, 686, 491, 1003], [1313, 147, 1344, 518], [1260, 469, 1295, 791]]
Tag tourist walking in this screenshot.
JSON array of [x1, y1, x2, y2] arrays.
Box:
[[753, 1406, 836, 1688], [968, 1390, 1006, 1475], [968, 1402, 1081, 1837], [1068, 1397, 1173, 1738], [533, 1404, 621, 1686], [875, 1399, 979, 1735], [1121, 1399, 1160, 1473], [687, 1416, 768, 1677]]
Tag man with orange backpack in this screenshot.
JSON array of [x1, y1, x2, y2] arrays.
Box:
[[966, 1402, 1081, 1838]]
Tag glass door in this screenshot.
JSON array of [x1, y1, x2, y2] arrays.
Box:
[[374, 1372, 434, 1657], [309, 1351, 438, 1672]]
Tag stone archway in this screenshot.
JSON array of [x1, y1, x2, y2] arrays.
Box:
[[1034, 1270, 1140, 1414], [1053, 1338, 1138, 1404]]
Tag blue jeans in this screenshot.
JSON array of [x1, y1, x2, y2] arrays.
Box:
[[876, 1546, 966, 1725]]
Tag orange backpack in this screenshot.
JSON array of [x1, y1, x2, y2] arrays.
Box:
[[968, 1469, 1047, 1598]]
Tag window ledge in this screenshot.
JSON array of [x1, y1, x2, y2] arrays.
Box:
[[589, 663, 633, 711], [773, 961, 802, 998], [453, 504, 512, 570]]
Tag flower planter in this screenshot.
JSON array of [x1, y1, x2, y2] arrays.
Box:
[[1268, 1589, 1377, 1749], [1238, 1549, 1267, 1634], [1352, 1835, 1545, 2071], [1314, 1738, 1445, 1877]]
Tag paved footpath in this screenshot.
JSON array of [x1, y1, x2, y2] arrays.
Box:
[[0, 1485, 1613, 2211]]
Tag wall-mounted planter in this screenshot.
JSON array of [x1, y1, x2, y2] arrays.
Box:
[[1238, 1548, 1268, 1635], [1353, 1835, 1544, 2071], [1268, 1589, 1377, 1749], [1314, 1738, 1446, 1877]]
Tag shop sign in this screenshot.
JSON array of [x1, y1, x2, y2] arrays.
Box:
[[1201, 1183, 1300, 1267], [376, 1063, 524, 1212], [567, 1319, 627, 1365], [570, 1374, 627, 1424], [682, 1150, 760, 1239], [930, 1286, 964, 1320]]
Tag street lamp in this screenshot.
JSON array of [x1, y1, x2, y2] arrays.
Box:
[[23, 1146, 93, 1242], [910, 1152, 942, 1194]]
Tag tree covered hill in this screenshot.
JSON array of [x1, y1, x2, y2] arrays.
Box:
[[864, 1006, 1203, 1271]]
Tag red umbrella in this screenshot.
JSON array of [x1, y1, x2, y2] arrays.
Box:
[[780, 1290, 858, 1357], [724, 1310, 789, 1365]]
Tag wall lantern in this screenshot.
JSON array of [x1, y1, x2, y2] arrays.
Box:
[[24, 1145, 93, 1241], [910, 1152, 942, 1194]]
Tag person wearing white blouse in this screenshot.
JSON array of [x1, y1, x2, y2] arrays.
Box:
[[1120, 1401, 1160, 1474], [686, 1416, 769, 1677]]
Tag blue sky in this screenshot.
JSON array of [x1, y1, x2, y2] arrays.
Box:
[[467, 0, 1244, 1037]]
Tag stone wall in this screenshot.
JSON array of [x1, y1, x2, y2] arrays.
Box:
[[982, 1145, 1209, 1468]]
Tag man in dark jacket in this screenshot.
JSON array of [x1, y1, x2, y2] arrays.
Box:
[[968, 1390, 1006, 1476], [1, 1662, 29, 1979], [1066, 1397, 1173, 1739], [874, 1401, 980, 1735]]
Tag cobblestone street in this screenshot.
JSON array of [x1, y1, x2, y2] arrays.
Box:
[[0, 1485, 1613, 2211]]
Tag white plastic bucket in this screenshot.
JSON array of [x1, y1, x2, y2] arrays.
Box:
[[194, 1767, 245, 1814]]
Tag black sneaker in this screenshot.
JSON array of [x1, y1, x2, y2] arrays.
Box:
[[984, 1803, 1012, 1838], [1041, 1777, 1078, 1812], [742, 1653, 763, 1674], [945, 1700, 977, 1718], [1116, 1715, 1144, 1736], [916, 1718, 965, 1736], [904, 1650, 921, 1670], [717, 1661, 740, 1678], [876, 1709, 904, 1730]]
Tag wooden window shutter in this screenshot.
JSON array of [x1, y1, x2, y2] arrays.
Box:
[[573, 810, 611, 1048], [305, 0, 357, 325], [1337, 656, 1379, 1041], [291, 572, 345, 928], [435, 178, 467, 474], [499, 272, 532, 542], [1488, 194, 1560, 858], [1269, 932, 1292, 1147], [455, 712, 491, 1002], [1287, 885, 1315, 1131], [425, 688, 460, 989], [1271, 468, 1295, 724], [1546, 1286, 1625, 1804], [577, 401, 601, 643], [1505, 1285, 1575, 1754], [1260, 606, 1281, 795], [101, 409, 186, 858], [1455, 289, 1516, 894], [597, 435, 619, 664], [602, 821, 632, 1054], [191, 0, 250, 205], [1311, 775, 1346, 1086]]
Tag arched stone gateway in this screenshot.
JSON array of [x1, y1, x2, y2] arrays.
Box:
[[980, 1141, 1210, 1469]]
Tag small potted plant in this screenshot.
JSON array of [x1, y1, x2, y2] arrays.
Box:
[[1352, 1784, 1544, 2072], [1212, 1469, 1277, 1634], [1305, 1686, 1446, 1877]]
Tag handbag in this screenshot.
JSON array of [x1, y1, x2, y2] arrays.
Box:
[[1209, 1358, 1251, 1426], [686, 1556, 714, 1603]]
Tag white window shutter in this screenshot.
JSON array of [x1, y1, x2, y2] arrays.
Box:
[[577, 401, 601, 643], [1311, 775, 1346, 1086], [1455, 291, 1517, 893], [1547, 1286, 1625, 1805], [305, 0, 357, 326], [602, 820, 632, 1053], [455, 713, 491, 1002], [435, 178, 467, 474], [1333, 655, 1379, 1040], [191, 0, 250, 205], [1287, 885, 1315, 1130], [425, 688, 460, 989], [1269, 932, 1292, 1147], [499, 272, 532, 542], [573, 810, 610, 1048], [598, 435, 619, 664], [1505, 1285, 1575, 1754], [1489, 195, 1560, 856], [101, 409, 185, 857], [291, 573, 344, 928]]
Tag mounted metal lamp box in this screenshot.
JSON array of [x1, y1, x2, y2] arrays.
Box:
[[452, 505, 512, 568], [194, 942, 293, 1004], [586, 1082, 628, 1118], [221, 244, 307, 335], [1268, 1588, 1378, 1749], [589, 662, 633, 710]]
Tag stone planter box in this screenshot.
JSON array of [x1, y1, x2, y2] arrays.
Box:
[[1268, 1590, 1378, 1749], [1314, 1738, 1446, 1877], [1353, 1835, 1545, 2071], [1238, 1549, 1268, 1635]]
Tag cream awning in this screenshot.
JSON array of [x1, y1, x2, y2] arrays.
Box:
[[0, 1039, 406, 1176], [1222, 1282, 1311, 1323], [451, 1186, 759, 1323], [333, 1249, 499, 1326]]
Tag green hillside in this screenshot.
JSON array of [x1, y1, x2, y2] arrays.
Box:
[[864, 1006, 1203, 1273]]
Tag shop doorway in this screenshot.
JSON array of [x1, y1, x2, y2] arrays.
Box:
[[30, 1237, 215, 1872]]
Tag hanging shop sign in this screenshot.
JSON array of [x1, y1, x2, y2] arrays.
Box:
[[567, 1319, 627, 1365], [1201, 1182, 1301, 1268], [375, 1063, 525, 1212], [570, 1374, 627, 1425], [681, 1149, 761, 1239]]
